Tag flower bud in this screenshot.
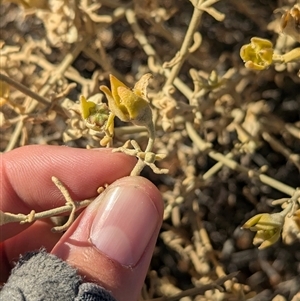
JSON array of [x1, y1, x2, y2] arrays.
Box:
[[80, 95, 109, 131], [242, 213, 284, 249]]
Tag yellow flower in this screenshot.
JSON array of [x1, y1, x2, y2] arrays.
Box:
[[100, 74, 153, 126], [242, 213, 284, 249], [240, 37, 274, 70]]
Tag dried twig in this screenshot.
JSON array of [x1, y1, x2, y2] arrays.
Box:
[[0, 73, 50, 106], [0, 176, 93, 232], [148, 272, 239, 301]]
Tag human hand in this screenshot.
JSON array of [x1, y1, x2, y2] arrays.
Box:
[[0, 145, 163, 301]]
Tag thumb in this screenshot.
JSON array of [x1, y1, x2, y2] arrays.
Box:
[[52, 176, 163, 301]]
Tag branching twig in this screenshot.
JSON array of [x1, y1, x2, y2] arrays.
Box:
[[147, 272, 239, 301], [0, 177, 94, 232], [163, 0, 203, 89]]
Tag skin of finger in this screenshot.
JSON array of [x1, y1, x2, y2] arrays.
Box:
[[52, 176, 163, 301], [0, 219, 61, 283], [1, 145, 136, 241]]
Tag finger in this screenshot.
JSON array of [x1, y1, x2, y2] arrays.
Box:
[[52, 176, 163, 301], [1, 145, 136, 241]]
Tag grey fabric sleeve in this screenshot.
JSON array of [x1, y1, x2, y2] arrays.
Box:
[[0, 249, 117, 301]]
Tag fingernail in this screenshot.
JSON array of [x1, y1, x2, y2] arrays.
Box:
[[89, 185, 159, 267]]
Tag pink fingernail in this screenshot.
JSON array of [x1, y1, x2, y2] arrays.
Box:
[[89, 185, 159, 267]]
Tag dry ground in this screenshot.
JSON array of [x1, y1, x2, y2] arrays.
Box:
[[1, 1, 300, 300]]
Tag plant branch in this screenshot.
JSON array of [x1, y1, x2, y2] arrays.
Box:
[[0, 176, 93, 232], [148, 272, 239, 301], [129, 122, 156, 176], [186, 121, 296, 196], [4, 36, 91, 152], [273, 48, 300, 64], [0, 73, 50, 106], [163, 1, 203, 89], [1, 200, 92, 227]]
